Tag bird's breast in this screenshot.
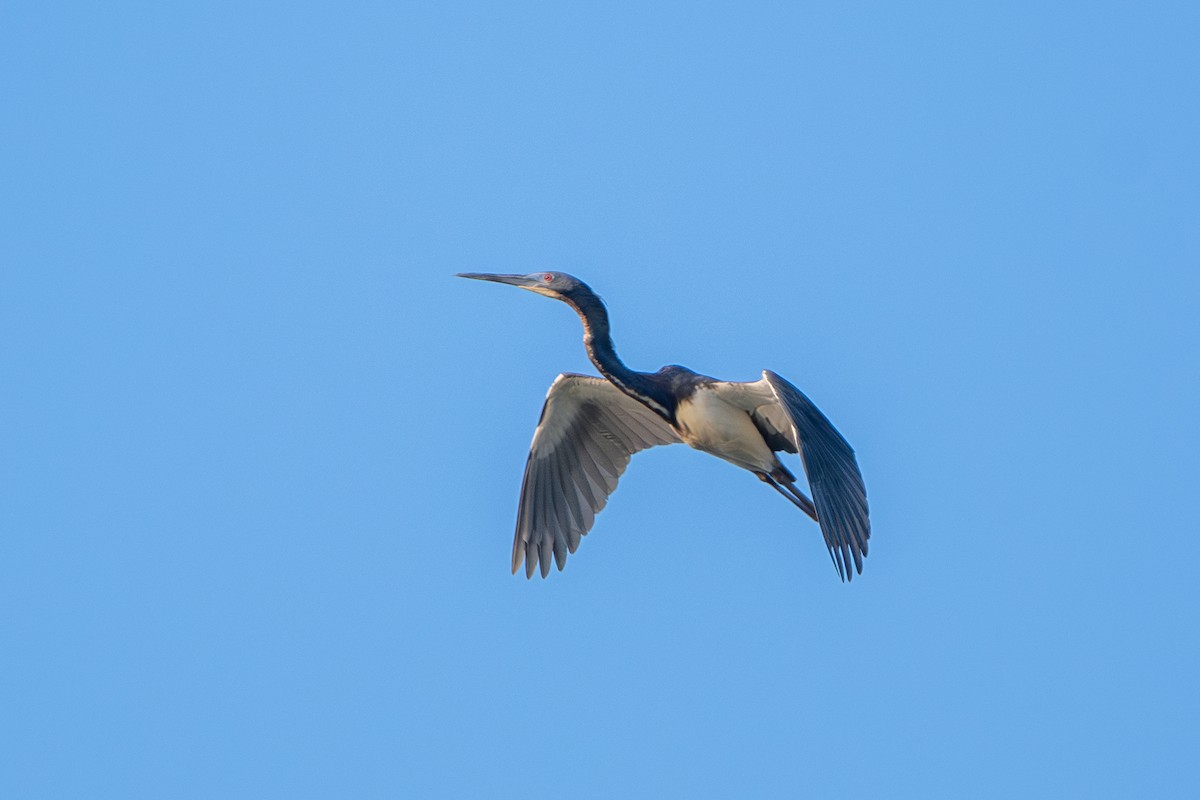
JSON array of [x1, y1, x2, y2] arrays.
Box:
[[673, 387, 778, 474]]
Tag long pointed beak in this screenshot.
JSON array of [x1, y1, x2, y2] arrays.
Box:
[[455, 272, 536, 288]]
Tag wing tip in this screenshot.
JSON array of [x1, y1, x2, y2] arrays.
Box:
[[512, 538, 525, 576]]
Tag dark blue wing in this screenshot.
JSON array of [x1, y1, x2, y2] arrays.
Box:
[[762, 371, 871, 581]]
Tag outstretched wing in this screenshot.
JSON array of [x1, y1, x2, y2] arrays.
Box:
[[717, 371, 871, 580], [513, 373, 681, 578], [761, 370, 871, 580]]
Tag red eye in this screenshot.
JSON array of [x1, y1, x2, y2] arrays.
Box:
[[543, 273, 554, 283]]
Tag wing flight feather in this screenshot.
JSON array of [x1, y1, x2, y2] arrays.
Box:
[[761, 370, 871, 580], [513, 374, 681, 578], [713, 372, 871, 580]]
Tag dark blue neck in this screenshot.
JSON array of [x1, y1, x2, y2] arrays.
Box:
[[564, 290, 673, 420]]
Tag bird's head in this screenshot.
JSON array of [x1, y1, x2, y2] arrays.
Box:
[[455, 271, 592, 304]]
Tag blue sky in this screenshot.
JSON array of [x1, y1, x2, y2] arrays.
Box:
[[3, 2, 1198, 797]]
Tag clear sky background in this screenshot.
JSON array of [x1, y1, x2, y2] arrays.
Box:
[[3, 2, 1198, 798]]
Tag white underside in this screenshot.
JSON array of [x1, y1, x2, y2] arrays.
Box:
[[674, 386, 779, 474]]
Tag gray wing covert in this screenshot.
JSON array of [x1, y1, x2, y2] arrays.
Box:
[[513, 373, 681, 578]]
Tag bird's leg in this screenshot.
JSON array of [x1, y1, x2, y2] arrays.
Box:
[[758, 472, 818, 521], [781, 481, 819, 521]]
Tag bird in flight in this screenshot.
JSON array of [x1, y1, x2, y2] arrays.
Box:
[[458, 272, 871, 581]]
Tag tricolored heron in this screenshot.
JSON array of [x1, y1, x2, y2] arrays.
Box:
[[458, 271, 871, 582]]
